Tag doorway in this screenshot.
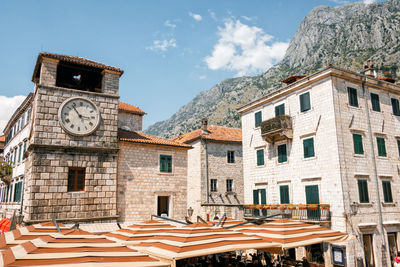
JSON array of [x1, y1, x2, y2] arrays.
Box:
[[363, 234, 375, 267], [388, 233, 398, 263], [305, 185, 320, 220], [157, 196, 169, 216]]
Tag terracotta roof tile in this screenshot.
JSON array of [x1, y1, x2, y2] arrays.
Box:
[[0, 135, 4, 143], [118, 102, 146, 115], [171, 125, 242, 144], [118, 129, 191, 149]]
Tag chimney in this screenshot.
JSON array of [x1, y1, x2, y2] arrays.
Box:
[[201, 118, 209, 134], [363, 60, 376, 77]]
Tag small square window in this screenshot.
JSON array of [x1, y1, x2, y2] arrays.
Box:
[[348, 87, 358, 107], [255, 111, 262, 127], [68, 167, 85, 192], [303, 138, 315, 158], [226, 179, 233, 192], [211, 179, 217, 192], [227, 151, 235, 163], [160, 155, 172, 172], [299, 92, 311, 112]]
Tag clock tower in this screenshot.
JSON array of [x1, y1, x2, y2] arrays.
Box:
[[24, 53, 123, 223]]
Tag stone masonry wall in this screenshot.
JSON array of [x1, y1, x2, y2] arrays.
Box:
[[118, 111, 142, 132], [117, 142, 188, 223]]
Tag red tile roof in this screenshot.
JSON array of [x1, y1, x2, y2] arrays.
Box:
[[0, 135, 4, 143], [118, 129, 191, 149], [171, 125, 242, 144], [118, 102, 146, 115]]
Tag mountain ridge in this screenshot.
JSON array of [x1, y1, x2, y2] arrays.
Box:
[[146, 0, 400, 138]]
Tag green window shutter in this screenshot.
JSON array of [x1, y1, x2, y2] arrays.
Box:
[[376, 137, 387, 157], [348, 87, 358, 107], [23, 142, 27, 159], [397, 140, 400, 157], [392, 98, 400, 116], [277, 144, 287, 163], [280, 185, 290, 204], [353, 134, 364, 155], [160, 155, 172, 172], [370, 93, 380, 112], [255, 111, 262, 127], [358, 180, 369, 203], [382, 181, 393, 203], [303, 138, 315, 158], [13, 182, 22, 202], [260, 188, 267, 216], [253, 190, 259, 204], [257, 149, 264, 166], [275, 104, 285, 116], [9, 184, 13, 202], [300, 92, 311, 112]]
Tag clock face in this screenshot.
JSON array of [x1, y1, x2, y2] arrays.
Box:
[[58, 97, 100, 136]]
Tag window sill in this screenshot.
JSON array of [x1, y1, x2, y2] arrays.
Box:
[[159, 172, 174, 176], [347, 104, 362, 110], [382, 202, 396, 207], [376, 156, 388, 160], [358, 203, 373, 207], [277, 161, 289, 165], [256, 164, 265, 168], [299, 107, 314, 115], [353, 153, 365, 158], [302, 156, 316, 161]]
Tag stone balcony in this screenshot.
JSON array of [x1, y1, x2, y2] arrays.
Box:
[[260, 115, 293, 143]]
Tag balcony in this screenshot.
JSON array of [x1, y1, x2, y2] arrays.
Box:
[[260, 115, 293, 143], [243, 204, 331, 223]]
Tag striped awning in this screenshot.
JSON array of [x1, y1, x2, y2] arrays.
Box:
[[230, 219, 351, 250], [129, 223, 279, 261], [0, 228, 169, 266], [0, 221, 74, 250]]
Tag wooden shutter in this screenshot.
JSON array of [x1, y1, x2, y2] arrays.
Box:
[[392, 98, 400, 116], [370, 93, 380, 112], [300, 92, 311, 112], [353, 134, 364, 154], [278, 144, 287, 163], [257, 149, 264, 166], [358, 180, 369, 203], [303, 138, 315, 158], [376, 137, 387, 157], [280, 185, 289, 204], [382, 181, 393, 203], [255, 111, 262, 127], [275, 104, 285, 116], [397, 140, 400, 157], [348, 87, 358, 107]]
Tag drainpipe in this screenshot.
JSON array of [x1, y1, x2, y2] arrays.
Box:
[[203, 137, 209, 203], [361, 78, 386, 250]]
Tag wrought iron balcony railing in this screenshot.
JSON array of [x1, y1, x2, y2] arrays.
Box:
[[260, 115, 293, 143], [243, 204, 331, 222]]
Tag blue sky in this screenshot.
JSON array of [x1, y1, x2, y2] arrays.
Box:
[[0, 0, 382, 133]]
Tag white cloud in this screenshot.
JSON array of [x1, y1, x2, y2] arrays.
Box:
[[189, 12, 202, 22], [164, 20, 176, 29], [241, 16, 253, 21], [0, 95, 26, 134], [204, 20, 289, 76], [363, 0, 375, 4], [146, 39, 177, 52], [199, 75, 207, 80], [208, 10, 217, 21]]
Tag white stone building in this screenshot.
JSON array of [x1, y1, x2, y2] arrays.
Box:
[[238, 65, 400, 266], [172, 119, 244, 221]]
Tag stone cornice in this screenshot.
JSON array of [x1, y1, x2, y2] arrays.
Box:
[[37, 85, 120, 99]]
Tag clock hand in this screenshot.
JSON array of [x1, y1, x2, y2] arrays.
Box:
[[72, 106, 82, 118]]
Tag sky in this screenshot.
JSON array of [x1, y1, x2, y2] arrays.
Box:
[[0, 0, 382, 134]]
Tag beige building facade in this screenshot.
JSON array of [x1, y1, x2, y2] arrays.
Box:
[[239, 66, 400, 266], [173, 120, 244, 221]]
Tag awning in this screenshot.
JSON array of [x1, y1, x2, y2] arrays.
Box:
[[230, 219, 351, 250], [0, 228, 170, 267]]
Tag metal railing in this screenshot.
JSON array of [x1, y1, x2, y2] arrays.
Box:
[[243, 204, 331, 222]]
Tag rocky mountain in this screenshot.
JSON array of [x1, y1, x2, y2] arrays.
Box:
[[146, 0, 400, 139]]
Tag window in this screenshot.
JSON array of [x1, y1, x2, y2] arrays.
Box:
[[68, 167, 85, 192], [353, 134, 364, 155], [277, 144, 287, 163], [382, 180, 393, 203], [227, 151, 235, 163], [254, 111, 262, 127], [348, 87, 358, 107], [303, 138, 315, 158], [392, 98, 400, 116], [23, 141, 27, 160], [256, 149, 264, 166], [376, 137, 386, 157], [226, 179, 233, 192], [358, 179, 369, 203], [13, 182, 22, 202], [397, 140, 400, 157], [21, 113, 25, 127], [275, 104, 285, 116], [280, 185, 290, 204], [160, 155, 172, 172], [210, 179, 217, 192], [18, 144, 22, 163], [26, 108, 31, 123], [370, 93, 380, 112], [299, 92, 311, 112]]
